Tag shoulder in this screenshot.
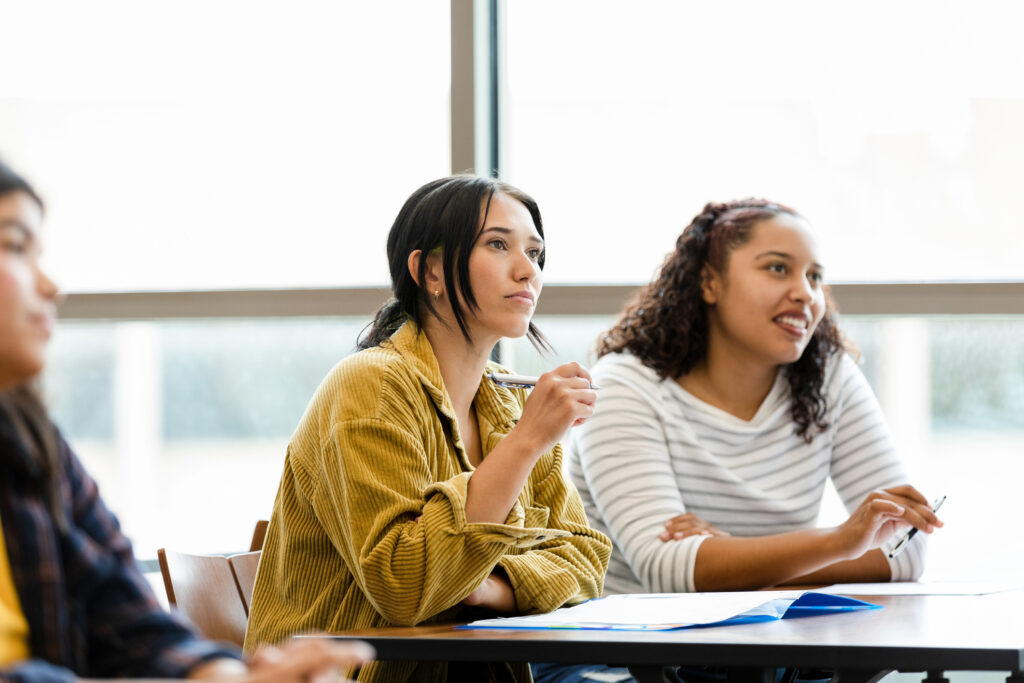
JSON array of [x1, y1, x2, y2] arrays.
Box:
[[592, 350, 663, 389], [832, 351, 869, 395], [590, 351, 671, 415], [305, 344, 428, 429]]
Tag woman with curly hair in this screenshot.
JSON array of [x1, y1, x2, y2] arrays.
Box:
[[567, 199, 942, 596]]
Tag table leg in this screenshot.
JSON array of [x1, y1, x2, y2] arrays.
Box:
[[921, 672, 949, 683], [1005, 672, 1024, 683]]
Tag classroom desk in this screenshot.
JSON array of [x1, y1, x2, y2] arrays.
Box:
[[318, 590, 1024, 683]]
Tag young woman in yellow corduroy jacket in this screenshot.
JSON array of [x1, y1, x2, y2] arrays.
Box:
[[244, 175, 612, 682]]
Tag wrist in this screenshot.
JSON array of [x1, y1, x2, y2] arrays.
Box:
[[823, 525, 856, 563], [505, 424, 546, 460]]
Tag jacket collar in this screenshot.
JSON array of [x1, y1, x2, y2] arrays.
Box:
[[386, 321, 523, 452]]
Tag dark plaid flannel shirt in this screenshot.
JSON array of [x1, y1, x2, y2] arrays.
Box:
[[0, 411, 240, 682]]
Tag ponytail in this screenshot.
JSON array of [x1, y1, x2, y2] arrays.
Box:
[[357, 299, 409, 350]]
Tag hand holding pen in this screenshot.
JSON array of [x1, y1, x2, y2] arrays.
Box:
[[890, 494, 947, 558], [835, 485, 944, 562], [503, 363, 598, 456]]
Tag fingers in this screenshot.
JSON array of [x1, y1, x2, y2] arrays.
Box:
[[868, 498, 905, 517], [883, 484, 928, 506], [658, 513, 729, 541], [247, 639, 375, 683], [870, 488, 943, 532], [248, 645, 283, 668], [553, 361, 593, 385]]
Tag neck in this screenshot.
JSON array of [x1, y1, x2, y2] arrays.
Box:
[[679, 329, 779, 421], [420, 315, 496, 417]]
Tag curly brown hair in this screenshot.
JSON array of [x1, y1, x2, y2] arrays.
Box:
[[597, 199, 844, 442]]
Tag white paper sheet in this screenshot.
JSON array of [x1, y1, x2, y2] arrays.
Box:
[[465, 591, 802, 630], [817, 580, 1024, 596]]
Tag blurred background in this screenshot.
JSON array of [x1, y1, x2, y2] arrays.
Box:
[[2, 1, 1022, 627]]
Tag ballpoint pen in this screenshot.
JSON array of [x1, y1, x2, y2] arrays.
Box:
[[889, 494, 946, 558], [488, 372, 601, 390]]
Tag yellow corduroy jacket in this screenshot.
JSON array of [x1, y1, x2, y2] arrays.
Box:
[[244, 322, 611, 682]]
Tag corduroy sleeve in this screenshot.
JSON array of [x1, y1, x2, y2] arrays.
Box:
[[307, 417, 570, 626], [496, 445, 611, 615]]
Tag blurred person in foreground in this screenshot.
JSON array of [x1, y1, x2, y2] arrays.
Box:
[[0, 159, 374, 682]]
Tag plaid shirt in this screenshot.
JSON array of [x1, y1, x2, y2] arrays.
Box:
[[0, 410, 239, 682]]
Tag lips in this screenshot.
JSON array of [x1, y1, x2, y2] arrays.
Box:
[[773, 315, 808, 330], [29, 311, 55, 338], [506, 291, 535, 305]]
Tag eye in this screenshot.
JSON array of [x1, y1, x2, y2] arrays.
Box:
[[487, 238, 507, 251], [1, 234, 28, 255], [808, 271, 824, 284], [526, 247, 543, 261], [766, 262, 787, 274]]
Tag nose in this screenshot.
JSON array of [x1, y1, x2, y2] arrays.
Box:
[[789, 273, 815, 303], [513, 249, 540, 282], [35, 262, 60, 303]]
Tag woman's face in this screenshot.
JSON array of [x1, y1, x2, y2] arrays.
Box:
[[0, 191, 58, 390], [463, 192, 544, 342], [702, 213, 827, 368]]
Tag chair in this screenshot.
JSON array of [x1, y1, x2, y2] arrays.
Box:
[[157, 548, 248, 646], [249, 519, 269, 552], [227, 550, 262, 615]]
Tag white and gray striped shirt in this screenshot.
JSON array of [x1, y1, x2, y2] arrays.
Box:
[[567, 350, 925, 595]]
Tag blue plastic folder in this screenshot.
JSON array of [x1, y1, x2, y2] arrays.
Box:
[[459, 591, 880, 631]]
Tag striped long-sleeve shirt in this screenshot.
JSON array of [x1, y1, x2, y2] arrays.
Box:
[[244, 322, 610, 682], [567, 350, 925, 596]]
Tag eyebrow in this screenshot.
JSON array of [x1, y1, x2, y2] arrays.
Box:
[[480, 226, 544, 245], [755, 250, 823, 270]]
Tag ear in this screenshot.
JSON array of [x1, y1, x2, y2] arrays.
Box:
[[407, 249, 445, 294], [700, 264, 721, 305]]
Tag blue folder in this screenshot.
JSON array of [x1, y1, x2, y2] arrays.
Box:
[[689, 592, 881, 629], [459, 592, 880, 631]]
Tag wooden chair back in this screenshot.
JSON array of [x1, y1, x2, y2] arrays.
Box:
[[249, 519, 270, 552], [157, 548, 248, 646], [227, 550, 262, 615]]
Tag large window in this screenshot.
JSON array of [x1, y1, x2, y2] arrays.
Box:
[[45, 318, 370, 557], [1, 0, 449, 291], [3, 1, 1021, 611], [504, 0, 1024, 283]]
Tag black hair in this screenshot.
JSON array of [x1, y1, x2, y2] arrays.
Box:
[[598, 199, 845, 442], [359, 175, 550, 351], [0, 159, 44, 212]]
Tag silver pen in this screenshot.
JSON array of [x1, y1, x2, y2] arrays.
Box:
[[889, 494, 946, 558], [488, 372, 601, 390]]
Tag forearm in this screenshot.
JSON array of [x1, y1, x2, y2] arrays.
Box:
[[778, 549, 891, 587], [693, 528, 852, 591], [465, 431, 542, 524]]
